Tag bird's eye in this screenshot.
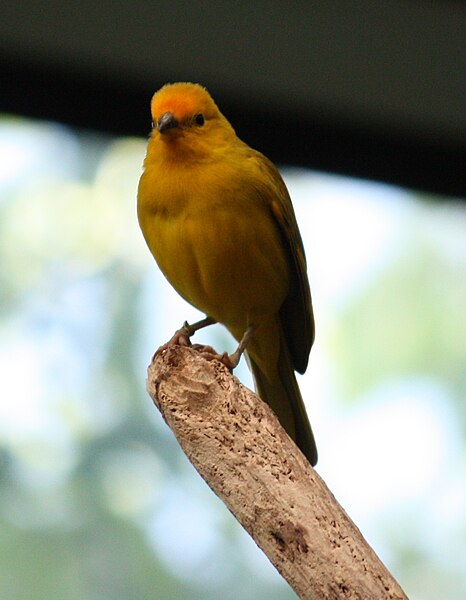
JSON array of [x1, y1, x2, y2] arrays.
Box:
[[194, 114, 205, 126]]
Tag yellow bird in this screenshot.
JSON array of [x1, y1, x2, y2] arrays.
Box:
[[138, 82, 317, 466]]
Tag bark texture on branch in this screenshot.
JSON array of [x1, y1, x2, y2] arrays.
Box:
[[147, 345, 408, 600]]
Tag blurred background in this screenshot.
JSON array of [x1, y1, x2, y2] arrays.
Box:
[[1, 2, 465, 599]]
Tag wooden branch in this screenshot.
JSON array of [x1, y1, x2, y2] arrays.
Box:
[[146, 345, 408, 600]]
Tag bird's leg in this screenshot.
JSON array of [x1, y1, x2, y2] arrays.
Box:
[[155, 316, 216, 356], [183, 316, 217, 338], [224, 323, 257, 369], [199, 323, 257, 371]]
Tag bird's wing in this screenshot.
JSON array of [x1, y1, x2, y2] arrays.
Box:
[[253, 151, 315, 374]]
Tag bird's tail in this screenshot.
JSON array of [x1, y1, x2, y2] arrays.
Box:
[[247, 327, 318, 466]]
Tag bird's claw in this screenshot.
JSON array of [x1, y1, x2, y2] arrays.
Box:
[[153, 317, 217, 361], [154, 320, 254, 372], [194, 346, 240, 371], [153, 326, 192, 360]]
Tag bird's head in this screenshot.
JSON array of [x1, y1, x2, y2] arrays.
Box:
[[149, 83, 235, 153]]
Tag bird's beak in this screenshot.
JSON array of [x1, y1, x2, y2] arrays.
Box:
[[157, 112, 179, 133]]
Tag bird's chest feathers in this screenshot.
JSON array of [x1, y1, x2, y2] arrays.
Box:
[[139, 158, 289, 325], [152, 182, 254, 293]]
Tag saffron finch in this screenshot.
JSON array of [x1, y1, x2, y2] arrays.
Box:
[[138, 82, 317, 466]]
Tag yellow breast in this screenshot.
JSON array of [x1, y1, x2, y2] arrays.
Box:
[[137, 158, 289, 336]]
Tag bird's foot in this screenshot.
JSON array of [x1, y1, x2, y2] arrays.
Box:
[[153, 317, 217, 360], [192, 345, 239, 371], [153, 327, 191, 360], [193, 324, 257, 372]]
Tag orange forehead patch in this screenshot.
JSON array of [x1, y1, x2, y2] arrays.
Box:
[[151, 82, 212, 121]]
